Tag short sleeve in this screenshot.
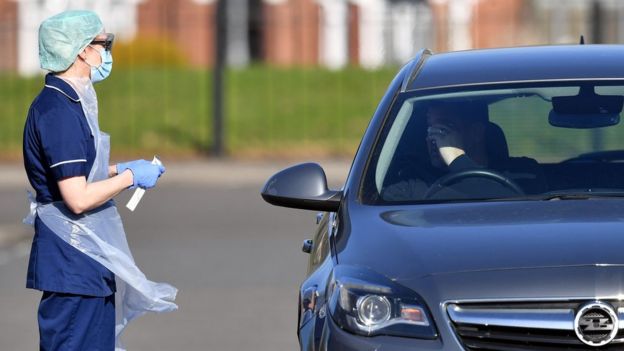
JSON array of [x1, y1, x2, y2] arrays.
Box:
[[38, 107, 89, 180]]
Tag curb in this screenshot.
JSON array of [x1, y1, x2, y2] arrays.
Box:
[[157, 159, 351, 188], [0, 159, 352, 189]]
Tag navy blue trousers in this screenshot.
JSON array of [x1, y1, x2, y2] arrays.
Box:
[[38, 292, 115, 351]]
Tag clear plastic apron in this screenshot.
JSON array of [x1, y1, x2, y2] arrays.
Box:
[[24, 79, 177, 351]]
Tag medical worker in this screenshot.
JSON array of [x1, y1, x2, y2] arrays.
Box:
[[23, 10, 177, 350]]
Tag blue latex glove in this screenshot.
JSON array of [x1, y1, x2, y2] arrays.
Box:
[[116, 160, 140, 175], [116, 159, 165, 189]]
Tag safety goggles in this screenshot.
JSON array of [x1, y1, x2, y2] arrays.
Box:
[[90, 33, 115, 51]]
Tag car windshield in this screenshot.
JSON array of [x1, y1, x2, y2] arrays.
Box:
[[361, 81, 624, 205]]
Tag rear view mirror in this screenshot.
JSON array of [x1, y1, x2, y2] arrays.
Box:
[[549, 87, 622, 128]]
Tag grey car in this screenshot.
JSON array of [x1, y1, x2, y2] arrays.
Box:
[[262, 45, 624, 350]]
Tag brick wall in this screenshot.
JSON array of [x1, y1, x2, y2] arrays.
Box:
[[262, 0, 319, 66], [138, 0, 215, 67], [430, 0, 450, 52], [472, 0, 525, 48], [348, 3, 359, 66], [0, 0, 18, 71], [0, 0, 558, 71]]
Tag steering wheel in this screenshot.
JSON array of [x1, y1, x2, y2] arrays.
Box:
[[424, 169, 525, 199]]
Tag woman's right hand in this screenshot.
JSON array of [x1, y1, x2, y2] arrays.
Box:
[[117, 159, 165, 189]]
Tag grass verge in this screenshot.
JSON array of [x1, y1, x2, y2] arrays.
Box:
[[0, 66, 397, 158]]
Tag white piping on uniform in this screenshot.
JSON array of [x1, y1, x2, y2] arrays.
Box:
[[44, 85, 81, 102], [50, 159, 87, 168]]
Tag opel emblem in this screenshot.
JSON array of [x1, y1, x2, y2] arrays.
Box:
[[574, 301, 619, 347]]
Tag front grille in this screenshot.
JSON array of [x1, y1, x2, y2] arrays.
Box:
[[447, 301, 624, 351]]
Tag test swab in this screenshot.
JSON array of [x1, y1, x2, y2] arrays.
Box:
[[126, 156, 162, 212]]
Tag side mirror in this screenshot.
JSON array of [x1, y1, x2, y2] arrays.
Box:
[[261, 163, 342, 212]]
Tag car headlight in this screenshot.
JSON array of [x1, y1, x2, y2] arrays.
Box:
[[327, 265, 438, 339]]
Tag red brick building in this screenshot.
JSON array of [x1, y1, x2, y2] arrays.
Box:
[[137, 0, 217, 67], [0, 0, 621, 74], [0, 1, 18, 71]]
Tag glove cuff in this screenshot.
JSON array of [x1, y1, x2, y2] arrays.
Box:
[[116, 162, 136, 188], [126, 168, 138, 189], [116, 162, 128, 175]]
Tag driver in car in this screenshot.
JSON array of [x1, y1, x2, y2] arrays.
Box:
[[426, 102, 487, 172], [382, 101, 547, 201]]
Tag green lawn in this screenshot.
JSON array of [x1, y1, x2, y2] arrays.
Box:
[[0, 66, 397, 158]]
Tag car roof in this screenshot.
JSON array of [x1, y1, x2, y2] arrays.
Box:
[[405, 45, 624, 91]]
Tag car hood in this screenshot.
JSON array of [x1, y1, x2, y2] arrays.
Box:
[[336, 199, 624, 281]]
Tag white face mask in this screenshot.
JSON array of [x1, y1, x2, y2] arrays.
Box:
[[85, 45, 113, 83]]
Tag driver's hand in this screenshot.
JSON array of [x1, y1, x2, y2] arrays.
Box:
[[427, 124, 466, 166]]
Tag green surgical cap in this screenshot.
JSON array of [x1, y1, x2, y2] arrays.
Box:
[[39, 10, 104, 72]]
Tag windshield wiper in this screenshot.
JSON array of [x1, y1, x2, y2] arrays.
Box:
[[398, 192, 624, 205], [539, 193, 598, 201], [497, 192, 624, 202]]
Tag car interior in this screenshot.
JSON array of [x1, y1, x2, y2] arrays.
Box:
[[376, 85, 624, 202]]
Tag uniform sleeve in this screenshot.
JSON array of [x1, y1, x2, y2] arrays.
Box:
[[38, 107, 89, 180]]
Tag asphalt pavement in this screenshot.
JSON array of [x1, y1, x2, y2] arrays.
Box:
[[0, 159, 350, 350]]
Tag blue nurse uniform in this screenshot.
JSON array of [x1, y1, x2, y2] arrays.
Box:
[[23, 74, 116, 350]]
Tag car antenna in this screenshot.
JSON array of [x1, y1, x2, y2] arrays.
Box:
[[580, 35, 585, 45]]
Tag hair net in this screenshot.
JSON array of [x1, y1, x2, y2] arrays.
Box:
[[39, 10, 104, 72]]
